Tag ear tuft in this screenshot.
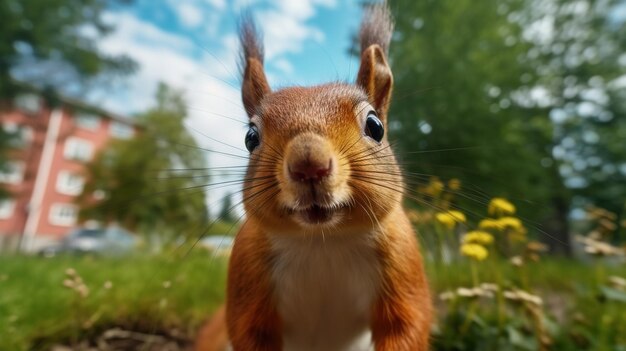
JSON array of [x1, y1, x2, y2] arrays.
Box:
[[239, 13, 265, 66], [238, 14, 270, 118], [359, 3, 394, 56]]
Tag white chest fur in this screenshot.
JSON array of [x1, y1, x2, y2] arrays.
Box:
[[269, 232, 381, 351]]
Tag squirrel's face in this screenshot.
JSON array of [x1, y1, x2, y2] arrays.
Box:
[[242, 84, 402, 234], [238, 18, 397, 234]]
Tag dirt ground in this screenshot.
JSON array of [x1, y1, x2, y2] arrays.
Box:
[[48, 328, 192, 351]]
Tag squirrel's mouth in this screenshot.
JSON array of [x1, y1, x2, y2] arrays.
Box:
[[291, 203, 347, 226]]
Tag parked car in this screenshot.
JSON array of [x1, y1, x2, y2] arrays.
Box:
[[39, 226, 138, 257]]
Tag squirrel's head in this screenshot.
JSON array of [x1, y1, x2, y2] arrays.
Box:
[[239, 5, 401, 234]]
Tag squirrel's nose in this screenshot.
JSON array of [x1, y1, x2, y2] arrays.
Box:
[[289, 158, 332, 182]]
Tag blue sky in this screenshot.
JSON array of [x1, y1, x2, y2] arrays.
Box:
[[94, 0, 365, 214], [99, 0, 364, 114]]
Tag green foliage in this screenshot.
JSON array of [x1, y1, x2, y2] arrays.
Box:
[[0, 254, 227, 351], [1, 255, 624, 351], [0, 0, 136, 98], [388, 0, 565, 239], [524, 0, 626, 216], [78, 83, 209, 241], [217, 192, 235, 223]]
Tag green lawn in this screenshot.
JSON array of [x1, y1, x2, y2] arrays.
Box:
[[0, 253, 624, 350], [0, 253, 227, 350]]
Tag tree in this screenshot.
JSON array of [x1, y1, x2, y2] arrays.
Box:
[[387, 0, 570, 251], [521, 0, 626, 218], [218, 192, 235, 223], [0, 0, 136, 99], [78, 83, 209, 241]]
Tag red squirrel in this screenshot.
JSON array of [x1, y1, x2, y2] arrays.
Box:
[[195, 4, 432, 351]]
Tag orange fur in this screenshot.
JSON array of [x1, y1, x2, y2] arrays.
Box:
[[195, 3, 432, 350]]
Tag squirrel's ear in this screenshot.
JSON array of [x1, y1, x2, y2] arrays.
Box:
[[356, 4, 394, 120], [242, 57, 270, 118], [356, 45, 393, 119], [239, 15, 270, 118]]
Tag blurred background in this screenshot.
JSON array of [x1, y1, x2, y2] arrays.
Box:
[[1, 0, 625, 350]]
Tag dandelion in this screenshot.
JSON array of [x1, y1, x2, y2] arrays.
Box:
[[427, 177, 445, 197], [76, 284, 89, 298], [526, 241, 548, 253], [608, 276, 626, 290], [478, 218, 501, 230], [588, 230, 602, 240], [436, 210, 466, 229], [439, 291, 456, 301], [504, 288, 543, 307], [497, 216, 523, 230], [577, 235, 623, 256], [488, 198, 516, 217], [587, 206, 617, 221], [456, 286, 494, 298], [598, 218, 617, 232], [480, 283, 499, 292], [460, 243, 488, 261], [584, 242, 622, 256], [448, 178, 461, 191], [103, 281, 113, 290], [463, 230, 494, 245], [510, 256, 524, 267]]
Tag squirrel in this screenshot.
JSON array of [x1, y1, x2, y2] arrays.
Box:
[[195, 3, 432, 351]]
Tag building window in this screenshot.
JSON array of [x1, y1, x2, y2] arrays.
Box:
[[49, 203, 78, 227], [75, 112, 101, 131], [56, 171, 85, 196], [109, 121, 134, 139], [64, 137, 94, 162], [0, 161, 25, 184], [3, 122, 33, 148], [0, 199, 16, 219], [14, 94, 41, 114]]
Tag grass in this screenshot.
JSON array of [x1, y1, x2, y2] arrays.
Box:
[[0, 252, 624, 350], [0, 252, 227, 351]]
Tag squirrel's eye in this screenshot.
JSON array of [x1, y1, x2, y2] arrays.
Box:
[[365, 111, 384, 143], [245, 125, 260, 152]]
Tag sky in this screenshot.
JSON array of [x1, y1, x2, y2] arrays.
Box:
[[92, 0, 365, 216]]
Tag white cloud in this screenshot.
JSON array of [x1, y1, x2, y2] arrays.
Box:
[[273, 58, 294, 74], [102, 12, 194, 53], [256, 0, 335, 61], [90, 0, 342, 216], [203, 0, 226, 10], [176, 3, 204, 28], [96, 11, 248, 216]]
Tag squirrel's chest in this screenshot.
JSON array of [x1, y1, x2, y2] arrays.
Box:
[[269, 233, 381, 351]]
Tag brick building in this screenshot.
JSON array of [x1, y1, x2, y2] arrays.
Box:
[[0, 92, 137, 251]]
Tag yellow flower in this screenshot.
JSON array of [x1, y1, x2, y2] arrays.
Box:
[[479, 218, 501, 230], [463, 230, 494, 245], [460, 243, 488, 261], [488, 198, 516, 216], [497, 216, 523, 230], [435, 210, 466, 229], [448, 210, 466, 223], [526, 241, 548, 253], [425, 177, 445, 198], [448, 178, 461, 191]]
